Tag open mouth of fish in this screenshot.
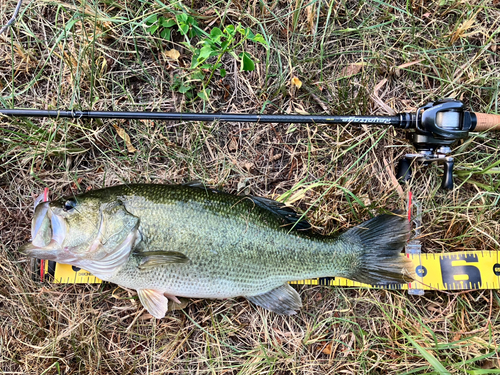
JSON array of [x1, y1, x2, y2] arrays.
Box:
[[21, 193, 68, 260]]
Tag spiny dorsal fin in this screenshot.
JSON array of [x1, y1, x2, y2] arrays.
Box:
[[182, 181, 220, 193], [249, 196, 311, 231], [137, 289, 169, 319], [246, 284, 302, 315], [185, 181, 311, 231], [134, 251, 189, 270]]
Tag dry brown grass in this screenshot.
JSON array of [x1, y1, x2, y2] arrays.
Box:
[[1, 0, 500, 373]]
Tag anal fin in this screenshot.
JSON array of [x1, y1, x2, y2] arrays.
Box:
[[137, 289, 169, 319], [246, 284, 302, 315]]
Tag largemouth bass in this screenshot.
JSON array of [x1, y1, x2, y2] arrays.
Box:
[[22, 183, 414, 318]]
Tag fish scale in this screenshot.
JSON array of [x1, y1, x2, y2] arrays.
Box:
[[22, 183, 414, 318]]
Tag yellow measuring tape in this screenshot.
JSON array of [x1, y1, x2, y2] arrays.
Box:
[[42, 250, 500, 291]]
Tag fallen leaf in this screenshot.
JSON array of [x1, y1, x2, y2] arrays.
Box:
[[291, 76, 302, 89], [449, 14, 477, 44], [338, 62, 366, 78], [164, 49, 180, 61], [322, 343, 332, 355], [293, 103, 309, 115], [228, 137, 238, 151], [71, 177, 83, 191], [113, 124, 137, 153], [168, 297, 189, 311], [243, 162, 254, 171]]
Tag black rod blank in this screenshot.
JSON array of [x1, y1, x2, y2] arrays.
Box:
[[0, 109, 408, 127]]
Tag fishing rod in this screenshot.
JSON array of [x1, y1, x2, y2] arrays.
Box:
[[2, 98, 500, 189]]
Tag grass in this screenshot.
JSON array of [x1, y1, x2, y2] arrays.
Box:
[[1, 0, 500, 373]]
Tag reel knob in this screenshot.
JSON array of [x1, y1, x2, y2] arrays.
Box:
[[441, 158, 454, 190], [396, 158, 412, 183]]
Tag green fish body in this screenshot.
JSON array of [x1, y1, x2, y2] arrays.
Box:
[[22, 184, 414, 318]]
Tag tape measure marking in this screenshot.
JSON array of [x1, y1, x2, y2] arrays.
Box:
[[48, 250, 500, 290]]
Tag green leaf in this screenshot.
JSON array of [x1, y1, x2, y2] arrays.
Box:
[[147, 24, 159, 34], [210, 27, 224, 43], [251, 33, 267, 45], [179, 23, 189, 35], [197, 89, 211, 101], [219, 68, 226, 77], [245, 28, 255, 38], [178, 84, 191, 94], [145, 14, 158, 25], [190, 50, 200, 68], [177, 13, 188, 23], [198, 39, 216, 49], [162, 19, 176, 28], [191, 71, 205, 81], [210, 27, 223, 38], [240, 52, 255, 71], [160, 28, 171, 40], [237, 26, 246, 36], [224, 25, 235, 36], [198, 45, 215, 61]]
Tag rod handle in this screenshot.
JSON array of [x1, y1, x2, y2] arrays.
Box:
[[473, 112, 500, 131]]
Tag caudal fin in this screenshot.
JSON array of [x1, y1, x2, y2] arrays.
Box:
[[340, 213, 415, 285]]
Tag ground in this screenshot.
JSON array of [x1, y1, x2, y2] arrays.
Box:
[[0, 0, 499, 374]]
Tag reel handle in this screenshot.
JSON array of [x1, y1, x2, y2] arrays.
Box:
[[441, 158, 454, 190], [473, 113, 500, 132], [396, 158, 412, 183]]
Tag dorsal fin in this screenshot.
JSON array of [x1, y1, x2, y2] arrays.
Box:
[[182, 181, 220, 193], [249, 196, 311, 231], [184, 182, 311, 231]]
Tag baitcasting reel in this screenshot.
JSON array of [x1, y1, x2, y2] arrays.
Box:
[[396, 98, 477, 190]]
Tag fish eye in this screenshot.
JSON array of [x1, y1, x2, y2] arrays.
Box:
[[63, 199, 77, 212]]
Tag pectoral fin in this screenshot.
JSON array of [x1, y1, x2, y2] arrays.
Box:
[[137, 289, 169, 319], [135, 251, 189, 270], [246, 284, 302, 315]]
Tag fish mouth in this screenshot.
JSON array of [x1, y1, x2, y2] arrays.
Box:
[[21, 201, 68, 260]]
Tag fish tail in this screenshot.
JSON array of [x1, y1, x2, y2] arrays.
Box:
[[340, 213, 415, 285]]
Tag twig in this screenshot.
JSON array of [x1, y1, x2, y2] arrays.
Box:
[[0, 0, 24, 36]]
